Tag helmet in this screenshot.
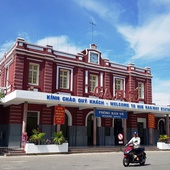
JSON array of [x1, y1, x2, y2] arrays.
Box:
[[134, 131, 138, 135]]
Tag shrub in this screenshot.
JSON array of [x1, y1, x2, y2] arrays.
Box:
[[0, 92, 4, 103], [29, 129, 46, 145], [158, 135, 170, 143], [52, 131, 66, 145]]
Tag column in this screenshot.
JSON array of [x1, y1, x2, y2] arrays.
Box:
[[166, 114, 169, 136], [56, 124, 61, 132], [93, 116, 97, 146], [149, 128, 153, 145], [22, 102, 28, 133], [123, 119, 127, 144], [85, 71, 88, 93]]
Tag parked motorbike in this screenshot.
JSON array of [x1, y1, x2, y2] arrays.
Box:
[[123, 143, 146, 167]]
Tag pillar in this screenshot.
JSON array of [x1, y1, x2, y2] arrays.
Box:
[[93, 116, 97, 146], [166, 114, 169, 136], [149, 128, 153, 145], [56, 124, 61, 132], [22, 102, 28, 133], [123, 119, 127, 144]]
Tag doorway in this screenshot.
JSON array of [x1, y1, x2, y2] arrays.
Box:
[[87, 114, 94, 146], [159, 120, 165, 135], [114, 119, 123, 145], [138, 122, 144, 144], [26, 112, 39, 138]]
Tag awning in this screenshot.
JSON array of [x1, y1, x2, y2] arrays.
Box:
[[1, 90, 170, 116]]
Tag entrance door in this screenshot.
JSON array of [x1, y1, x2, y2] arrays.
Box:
[[114, 119, 123, 145], [159, 120, 165, 135], [26, 112, 39, 138], [87, 114, 93, 146], [138, 122, 144, 144]]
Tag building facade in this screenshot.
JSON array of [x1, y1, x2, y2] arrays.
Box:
[[0, 38, 170, 148]]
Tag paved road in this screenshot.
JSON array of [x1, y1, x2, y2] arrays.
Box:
[[0, 151, 170, 170]]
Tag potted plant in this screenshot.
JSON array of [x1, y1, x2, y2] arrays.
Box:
[[158, 135, 170, 143], [25, 130, 68, 154], [29, 129, 46, 145], [52, 131, 66, 145], [157, 135, 170, 149], [0, 92, 4, 103]]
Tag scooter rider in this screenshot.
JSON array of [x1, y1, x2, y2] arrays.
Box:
[[127, 131, 141, 160]]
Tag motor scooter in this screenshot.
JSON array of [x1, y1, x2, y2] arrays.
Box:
[[123, 143, 146, 167]]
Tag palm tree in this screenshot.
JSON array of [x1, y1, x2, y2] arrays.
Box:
[[29, 129, 46, 145], [52, 131, 66, 145]]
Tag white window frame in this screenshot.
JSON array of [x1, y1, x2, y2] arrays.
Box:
[[88, 51, 100, 64], [113, 77, 125, 96], [138, 82, 144, 98], [89, 74, 98, 92], [59, 69, 70, 89], [4, 57, 14, 88], [56, 66, 73, 91], [27, 111, 40, 125], [5, 67, 9, 87], [28, 63, 39, 85], [115, 78, 123, 90]]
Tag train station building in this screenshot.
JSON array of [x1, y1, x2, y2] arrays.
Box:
[[0, 38, 170, 148]]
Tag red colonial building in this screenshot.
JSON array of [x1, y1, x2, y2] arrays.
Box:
[[0, 38, 169, 148]]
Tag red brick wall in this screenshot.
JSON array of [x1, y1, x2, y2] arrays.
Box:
[[145, 79, 152, 104], [13, 55, 25, 90], [41, 105, 53, 125], [127, 112, 137, 128], [126, 76, 136, 102], [76, 67, 84, 96], [102, 118, 112, 127], [9, 105, 23, 124], [104, 72, 111, 90], [76, 109, 84, 126], [43, 61, 53, 93]]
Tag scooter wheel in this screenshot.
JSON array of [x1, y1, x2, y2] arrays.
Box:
[[123, 158, 130, 167], [140, 158, 146, 165], [140, 153, 146, 165]]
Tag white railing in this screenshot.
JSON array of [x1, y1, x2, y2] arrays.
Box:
[[110, 62, 127, 70]]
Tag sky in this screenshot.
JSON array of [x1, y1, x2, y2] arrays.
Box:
[[0, 0, 170, 106]]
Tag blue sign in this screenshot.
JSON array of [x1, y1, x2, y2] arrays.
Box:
[[95, 109, 127, 119]]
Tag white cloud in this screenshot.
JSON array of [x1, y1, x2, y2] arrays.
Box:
[[0, 34, 87, 61], [73, 0, 170, 63], [36, 36, 85, 54], [152, 78, 170, 106], [17, 32, 30, 42], [73, 0, 121, 24], [117, 13, 170, 61], [150, 0, 170, 7], [0, 32, 31, 60], [117, 0, 170, 62], [0, 40, 15, 60], [0, 35, 85, 60]]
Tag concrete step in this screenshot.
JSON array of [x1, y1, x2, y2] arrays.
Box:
[[5, 150, 26, 156], [69, 146, 160, 154], [0, 147, 26, 156], [69, 147, 121, 154], [2, 145, 161, 156]]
